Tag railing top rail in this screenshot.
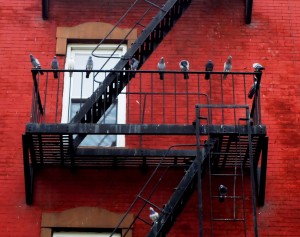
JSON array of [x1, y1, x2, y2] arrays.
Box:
[[196, 104, 250, 109], [31, 68, 261, 75]]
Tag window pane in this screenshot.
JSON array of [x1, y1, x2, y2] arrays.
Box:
[[62, 44, 127, 147]]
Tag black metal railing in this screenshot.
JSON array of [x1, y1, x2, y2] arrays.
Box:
[[30, 69, 263, 125]]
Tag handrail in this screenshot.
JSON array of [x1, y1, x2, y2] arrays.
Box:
[[31, 70, 44, 123], [29, 69, 262, 126]]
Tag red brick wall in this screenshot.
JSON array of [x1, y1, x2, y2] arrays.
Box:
[[0, 0, 300, 236]]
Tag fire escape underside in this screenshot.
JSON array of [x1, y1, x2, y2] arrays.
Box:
[[23, 123, 267, 206]]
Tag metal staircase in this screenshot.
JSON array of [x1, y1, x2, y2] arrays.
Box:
[[106, 141, 218, 237], [104, 103, 266, 237], [71, 0, 193, 147]]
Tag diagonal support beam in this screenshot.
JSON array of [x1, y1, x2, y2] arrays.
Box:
[[245, 0, 253, 24], [257, 136, 268, 206], [42, 0, 49, 20], [22, 135, 34, 205]]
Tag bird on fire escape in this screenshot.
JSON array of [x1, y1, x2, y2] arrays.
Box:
[[248, 63, 265, 99], [204, 60, 214, 80], [179, 60, 189, 79], [30, 54, 44, 75], [223, 55, 232, 79], [149, 207, 159, 223], [157, 57, 166, 80], [51, 56, 59, 79], [253, 62, 265, 72], [86, 55, 93, 78], [67, 56, 75, 77], [219, 184, 228, 202], [129, 57, 139, 78]]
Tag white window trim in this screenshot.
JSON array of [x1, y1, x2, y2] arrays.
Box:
[[53, 232, 120, 237]]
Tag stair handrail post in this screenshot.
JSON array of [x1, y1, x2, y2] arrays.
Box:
[[246, 106, 259, 237], [195, 105, 204, 237], [31, 69, 44, 123]]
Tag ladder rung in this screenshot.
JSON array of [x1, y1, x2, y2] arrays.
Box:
[[211, 195, 244, 199], [212, 218, 245, 221], [137, 216, 152, 226], [210, 173, 243, 176], [144, 0, 166, 12]]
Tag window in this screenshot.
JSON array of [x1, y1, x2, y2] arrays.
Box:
[[53, 232, 120, 237], [62, 44, 127, 147], [41, 207, 134, 237]]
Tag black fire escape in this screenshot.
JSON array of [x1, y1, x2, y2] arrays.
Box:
[[24, 0, 267, 236]]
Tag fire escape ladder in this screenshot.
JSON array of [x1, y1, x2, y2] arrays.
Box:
[[195, 104, 259, 237], [70, 0, 193, 147], [107, 141, 217, 237]]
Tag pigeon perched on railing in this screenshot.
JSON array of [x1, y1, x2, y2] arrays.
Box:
[[179, 60, 189, 79], [67, 56, 75, 77], [205, 60, 214, 80], [130, 57, 139, 78], [30, 54, 44, 75], [157, 57, 166, 80], [86, 56, 93, 78], [223, 56, 232, 79], [253, 63, 265, 72], [51, 56, 59, 79], [248, 63, 265, 99], [149, 207, 159, 222]]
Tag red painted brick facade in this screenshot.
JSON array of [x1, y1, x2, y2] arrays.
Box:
[[0, 0, 300, 236]]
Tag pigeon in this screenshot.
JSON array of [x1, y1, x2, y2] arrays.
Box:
[[51, 56, 59, 79], [157, 57, 166, 80], [204, 60, 214, 80], [223, 56, 232, 79], [149, 207, 159, 222], [130, 57, 139, 78], [30, 54, 44, 75], [179, 60, 189, 79], [253, 63, 265, 72], [67, 56, 75, 77], [86, 56, 93, 78], [219, 184, 228, 202]]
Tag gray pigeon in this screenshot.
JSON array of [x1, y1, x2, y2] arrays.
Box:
[[30, 54, 44, 75], [253, 63, 265, 71], [157, 57, 166, 80], [205, 60, 214, 80], [179, 60, 189, 79], [149, 207, 159, 222], [219, 184, 228, 202], [86, 56, 93, 78], [130, 57, 139, 78], [51, 56, 59, 79], [248, 63, 265, 99], [223, 56, 232, 79], [67, 56, 75, 77]]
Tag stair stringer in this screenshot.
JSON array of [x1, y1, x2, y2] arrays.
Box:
[[70, 0, 193, 146], [146, 137, 218, 237]]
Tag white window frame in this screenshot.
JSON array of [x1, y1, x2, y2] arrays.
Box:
[[62, 44, 127, 147], [53, 232, 120, 237]]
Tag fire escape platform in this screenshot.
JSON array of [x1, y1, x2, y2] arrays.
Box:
[[25, 123, 266, 136], [24, 123, 266, 168]]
